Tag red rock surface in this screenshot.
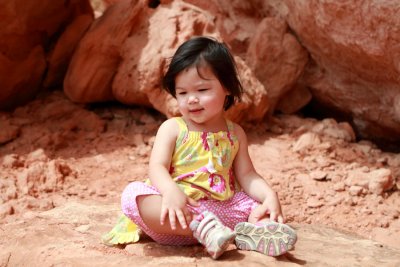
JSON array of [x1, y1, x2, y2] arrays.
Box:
[[272, 0, 400, 140], [1, 0, 400, 140], [0, 0, 93, 109], [246, 16, 309, 116], [65, 0, 269, 122]]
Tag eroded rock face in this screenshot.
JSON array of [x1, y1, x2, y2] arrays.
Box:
[[2, 0, 400, 142], [246, 16, 309, 116], [0, 0, 93, 110], [112, 0, 220, 115], [64, 0, 146, 103], [180, 1, 311, 116], [44, 15, 94, 88], [268, 0, 400, 141], [65, 0, 269, 122], [182, 0, 274, 56], [0, 46, 46, 110]]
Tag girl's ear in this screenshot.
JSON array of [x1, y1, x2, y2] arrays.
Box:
[[224, 95, 234, 110]]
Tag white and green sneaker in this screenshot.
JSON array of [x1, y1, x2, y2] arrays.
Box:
[[234, 221, 297, 256], [190, 211, 236, 259]]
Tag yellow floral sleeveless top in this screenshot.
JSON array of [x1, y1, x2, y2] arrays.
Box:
[[102, 117, 241, 246], [150, 117, 241, 201]]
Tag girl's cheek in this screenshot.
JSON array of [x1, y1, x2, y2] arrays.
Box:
[[177, 101, 187, 111]]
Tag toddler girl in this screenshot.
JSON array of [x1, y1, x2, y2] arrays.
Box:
[[113, 36, 296, 259]]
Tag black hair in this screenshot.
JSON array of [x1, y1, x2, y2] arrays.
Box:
[[162, 36, 243, 110]]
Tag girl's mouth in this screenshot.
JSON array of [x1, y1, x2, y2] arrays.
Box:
[[189, 108, 204, 113]]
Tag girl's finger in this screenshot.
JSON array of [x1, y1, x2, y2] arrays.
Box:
[[160, 207, 168, 225], [277, 214, 284, 224], [169, 210, 177, 230], [176, 210, 187, 229], [269, 211, 277, 222]]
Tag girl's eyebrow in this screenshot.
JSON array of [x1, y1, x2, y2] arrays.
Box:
[[176, 80, 211, 90]]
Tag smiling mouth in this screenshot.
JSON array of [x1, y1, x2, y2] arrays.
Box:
[[189, 108, 204, 113]]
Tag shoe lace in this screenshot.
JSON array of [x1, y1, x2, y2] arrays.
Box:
[[195, 212, 219, 242]]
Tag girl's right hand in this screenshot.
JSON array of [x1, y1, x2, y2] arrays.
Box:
[[160, 185, 198, 230]]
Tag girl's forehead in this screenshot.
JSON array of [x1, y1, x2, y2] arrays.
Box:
[[181, 64, 215, 79], [175, 66, 218, 89]]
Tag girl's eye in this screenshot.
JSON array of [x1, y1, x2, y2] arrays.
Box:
[[198, 89, 209, 92], [177, 92, 187, 95]]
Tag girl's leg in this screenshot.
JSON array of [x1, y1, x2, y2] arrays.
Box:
[[196, 191, 259, 229], [121, 181, 198, 246], [136, 194, 193, 236], [138, 194, 236, 260], [202, 191, 296, 256], [122, 180, 236, 257], [189, 211, 236, 259]]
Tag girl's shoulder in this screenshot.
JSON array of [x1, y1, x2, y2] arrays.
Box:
[[228, 121, 242, 133], [161, 117, 181, 126], [229, 121, 246, 141], [156, 118, 182, 138]]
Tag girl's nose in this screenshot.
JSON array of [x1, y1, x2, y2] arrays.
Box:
[[188, 95, 199, 103]]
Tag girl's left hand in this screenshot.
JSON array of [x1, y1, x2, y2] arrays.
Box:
[[249, 193, 284, 224]]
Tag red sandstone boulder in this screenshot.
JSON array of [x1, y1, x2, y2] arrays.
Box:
[[183, 0, 282, 56], [64, 0, 145, 103], [269, 0, 400, 141], [0, 0, 93, 110], [182, 1, 310, 116], [0, 46, 46, 110], [3, 0, 400, 142], [44, 15, 94, 88], [246, 16, 309, 116], [65, 0, 269, 122]]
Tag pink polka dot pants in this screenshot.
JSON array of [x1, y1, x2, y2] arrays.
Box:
[[121, 181, 259, 246]]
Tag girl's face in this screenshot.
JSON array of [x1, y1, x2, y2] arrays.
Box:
[[175, 65, 229, 129]]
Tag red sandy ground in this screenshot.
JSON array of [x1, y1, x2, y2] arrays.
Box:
[[1, 91, 399, 259]]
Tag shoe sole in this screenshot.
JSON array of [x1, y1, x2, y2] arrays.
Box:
[[234, 222, 297, 256]]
